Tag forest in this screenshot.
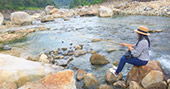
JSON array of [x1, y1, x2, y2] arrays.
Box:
[[0, 0, 55, 10]]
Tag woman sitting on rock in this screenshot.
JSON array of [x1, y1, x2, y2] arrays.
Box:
[[110, 26, 150, 76]]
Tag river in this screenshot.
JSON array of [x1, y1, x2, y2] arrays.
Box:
[[6, 15, 170, 88]]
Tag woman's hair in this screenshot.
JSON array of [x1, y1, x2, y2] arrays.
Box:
[[136, 33, 150, 47]]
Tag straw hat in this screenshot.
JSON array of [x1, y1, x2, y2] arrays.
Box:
[[134, 26, 150, 35]]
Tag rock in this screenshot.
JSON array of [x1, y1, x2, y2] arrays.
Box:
[[27, 56, 37, 61], [40, 70, 76, 89], [41, 15, 54, 22], [76, 69, 87, 81], [63, 18, 70, 21], [3, 45, 12, 50], [18, 81, 46, 89], [45, 5, 55, 15], [167, 79, 170, 84], [105, 69, 122, 84], [107, 48, 115, 53], [149, 30, 163, 33], [38, 53, 54, 64], [50, 8, 58, 14], [129, 81, 144, 89], [113, 61, 119, 67], [84, 73, 99, 88], [91, 38, 102, 42], [97, 84, 112, 89], [145, 81, 167, 89], [31, 13, 41, 20], [126, 60, 163, 85], [74, 45, 82, 50], [0, 13, 4, 25], [54, 59, 71, 66], [0, 82, 17, 89], [0, 54, 64, 87], [78, 7, 97, 16], [74, 50, 86, 57], [62, 48, 67, 51], [90, 53, 110, 65], [10, 11, 32, 25], [141, 70, 164, 88], [52, 9, 73, 18], [98, 6, 113, 17], [90, 50, 97, 54], [169, 84, 170, 89], [113, 81, 127, 88]]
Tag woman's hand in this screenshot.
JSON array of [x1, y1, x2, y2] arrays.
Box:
[[120, 43, 126, 46], [128, 46, 134, 52]]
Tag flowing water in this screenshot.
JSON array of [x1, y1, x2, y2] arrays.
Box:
[[6, 15, 170, 88]]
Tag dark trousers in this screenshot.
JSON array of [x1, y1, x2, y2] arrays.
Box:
[[116, 55, 148, 74]]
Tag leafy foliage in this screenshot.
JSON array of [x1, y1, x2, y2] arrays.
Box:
[[0, 0, 55, 10], [69, 0, 106, 8]]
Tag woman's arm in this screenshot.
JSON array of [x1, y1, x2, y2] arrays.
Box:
[[120, 43, 135, 48]]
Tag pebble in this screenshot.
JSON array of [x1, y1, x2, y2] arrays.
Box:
[[3, 45, 12, 50]]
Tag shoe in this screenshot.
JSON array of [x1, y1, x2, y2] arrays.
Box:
[[109, 68, 118, 77], [112, 65, 117, 70]]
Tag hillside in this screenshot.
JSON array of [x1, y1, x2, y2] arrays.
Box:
[[0, 0, 55, 10]]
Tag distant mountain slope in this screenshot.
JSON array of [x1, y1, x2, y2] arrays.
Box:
[[0, 0, 55, 10], [69, 0, 106, 8]]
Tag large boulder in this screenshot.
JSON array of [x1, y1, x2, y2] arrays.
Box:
[[52, 9, 73, 18], [84, 73, 100, 88], [129, 81, 144, 89], [45, 5, 55, 15], [0, 12, 4, 25], [76, 69, 87, 81], [19, 70, 76, 89], [40, 70, 76, 89], [78, 7, 98, 16], [97, 84, 112, 89], [105, 69, 122, 84], [90, 53, 110, 65], [141, 70, 164, 88], [145, 81, 167, 89], [10, 11, 32, 25], [0, 54, 64, 87], [126, 60, 163, 85], [98, 6, 113, 17], [0, 82, 17, 89], [41, 15, 54, 22]]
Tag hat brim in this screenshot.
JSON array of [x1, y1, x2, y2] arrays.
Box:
[[134, 29, 150, 35]]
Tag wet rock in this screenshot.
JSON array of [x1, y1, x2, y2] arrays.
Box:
[[38, 53, 54, 64], [78, 7, 97, 16], [113, 81, 127, 88], [91, 38, 102, 42], [0, 12, 4, 25], [141, 70, 164, 88], [63, 18, 70, 21], [167, 79, 170, 84], [90, 50, 97, 54], [76, 69, 87, 81], [98, 6, 113, 17], [74, 45, 82, 50], [74, 50, 86, 57], [18, 81, 45, 89], [145, 81, 167, 89], [97, 84, 112, 89], [40, 70, 76, 89], [126, 60, 163, 85], [31, 13, 41, 20], [27, 56, 37, 61], [84, 73, 100, 88], [107, 48, 115, 53], [113, 61, 119, 67], [90, 53, 110, 65], [3, 45, 12, 50], [62, 48, 67, 51], [0, 82, 17, 89], [45, 5, 55, 15], [105, 69, 122, 84], [149, 30, 163, 33], [54, 58, 71, 66], [54, 56, 64, 59], [52, 9, 73, 18], [50, 8, 58, 14], [0, 54, 63, 87], [129, 81, 144, 89], [10, 11, 32, 25], [41, 15, 54, 22]]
